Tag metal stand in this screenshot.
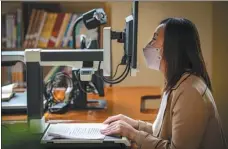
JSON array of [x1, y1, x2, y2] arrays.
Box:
[[71, 69, 107, 110], [25, 49, 46, 133], [70, 20, 107, 110]]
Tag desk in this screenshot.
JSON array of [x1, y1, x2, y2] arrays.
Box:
[[2, 86, 161, 149], [2, 86, 161, 123]]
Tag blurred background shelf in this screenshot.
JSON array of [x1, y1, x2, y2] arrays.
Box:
[[1, 1, 111, 88]]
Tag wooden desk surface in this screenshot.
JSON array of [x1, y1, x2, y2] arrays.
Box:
[[2, 86, 161, 123]]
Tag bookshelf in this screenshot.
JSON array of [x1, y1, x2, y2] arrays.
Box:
[[1, 1, 111, 87]]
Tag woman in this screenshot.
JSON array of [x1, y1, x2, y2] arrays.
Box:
[[100, 18, 227, 149]]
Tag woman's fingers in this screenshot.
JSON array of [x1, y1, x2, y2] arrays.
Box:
[[103, 124, 115, 131], [103, 115, 121, 124], [101, 121, 118, 132], [100, 124, 117, 134], [101, 120, 124, 136], [101, 127, 120, 136], [101, 120, 138, 141]]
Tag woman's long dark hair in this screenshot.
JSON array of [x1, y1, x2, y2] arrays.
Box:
[[160, 18, 212, 92]]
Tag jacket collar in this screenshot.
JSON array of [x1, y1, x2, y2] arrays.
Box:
[[171, 72, 192, 90]]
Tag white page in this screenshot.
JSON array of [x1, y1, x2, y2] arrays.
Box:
[[2, 93, 13, 100], [2, 83, 17, 94], [1, 83, 17, 100], [47, 123, 108, 140]]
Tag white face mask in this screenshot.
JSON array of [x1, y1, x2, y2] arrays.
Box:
[[143, 45, 162, 71]]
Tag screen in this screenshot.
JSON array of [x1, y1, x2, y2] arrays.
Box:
[[132, 1, 138, 69], [125, 15, 134, 59], [124, 1, 138, 69]]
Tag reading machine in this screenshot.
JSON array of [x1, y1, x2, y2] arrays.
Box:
[[24, 1, 139, 149]]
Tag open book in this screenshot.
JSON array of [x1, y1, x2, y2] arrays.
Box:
[[47, 123, 109, 140], [1, 83, 17, 101]]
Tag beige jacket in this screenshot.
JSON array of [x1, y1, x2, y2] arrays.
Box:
[[135, 73, 227, 149]]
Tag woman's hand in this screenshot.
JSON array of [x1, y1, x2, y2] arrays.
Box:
[[103, 114, 139, 129], [100, 120, 138, 141]]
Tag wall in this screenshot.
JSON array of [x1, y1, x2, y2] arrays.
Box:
[[109, 1, 213, 87], [212, 1, 228, 140]]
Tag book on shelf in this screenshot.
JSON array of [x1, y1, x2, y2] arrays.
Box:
[[55, 13, 72, 48], [11, 62, 24, 87], [62, 14, 78, 47], [2, 9, 25, 87], [2, 6, 101, 50], [1, 67, 11, 86], [47, 13, 65, 47], [28, 9, 41, 48], [37, 12, 58, 48], [35, 10, 48, 48], [61, 14, 72, 47], [1, 62, 25, 89], [23, 9, 98, 49], [23, 9, 36, 48], [2, 8, 22, 49], [16, 9, 22, 48]]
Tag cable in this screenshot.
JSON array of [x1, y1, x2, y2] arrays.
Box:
[[101, 55, 131, 81], [99, 62, 129, 82], [102, 66, 129, 83], [95, 54, 132, 84], [44, 72, 73, 113], [98, 61, 131, 84], [73, 70, 91, 94], [96, 61, 131, 83], [112, 63, 121, 78], [108, 66, 130, 84], [105, 66, 130, 84]]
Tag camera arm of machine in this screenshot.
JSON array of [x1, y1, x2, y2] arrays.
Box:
[[25, 8, 137, 82]]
